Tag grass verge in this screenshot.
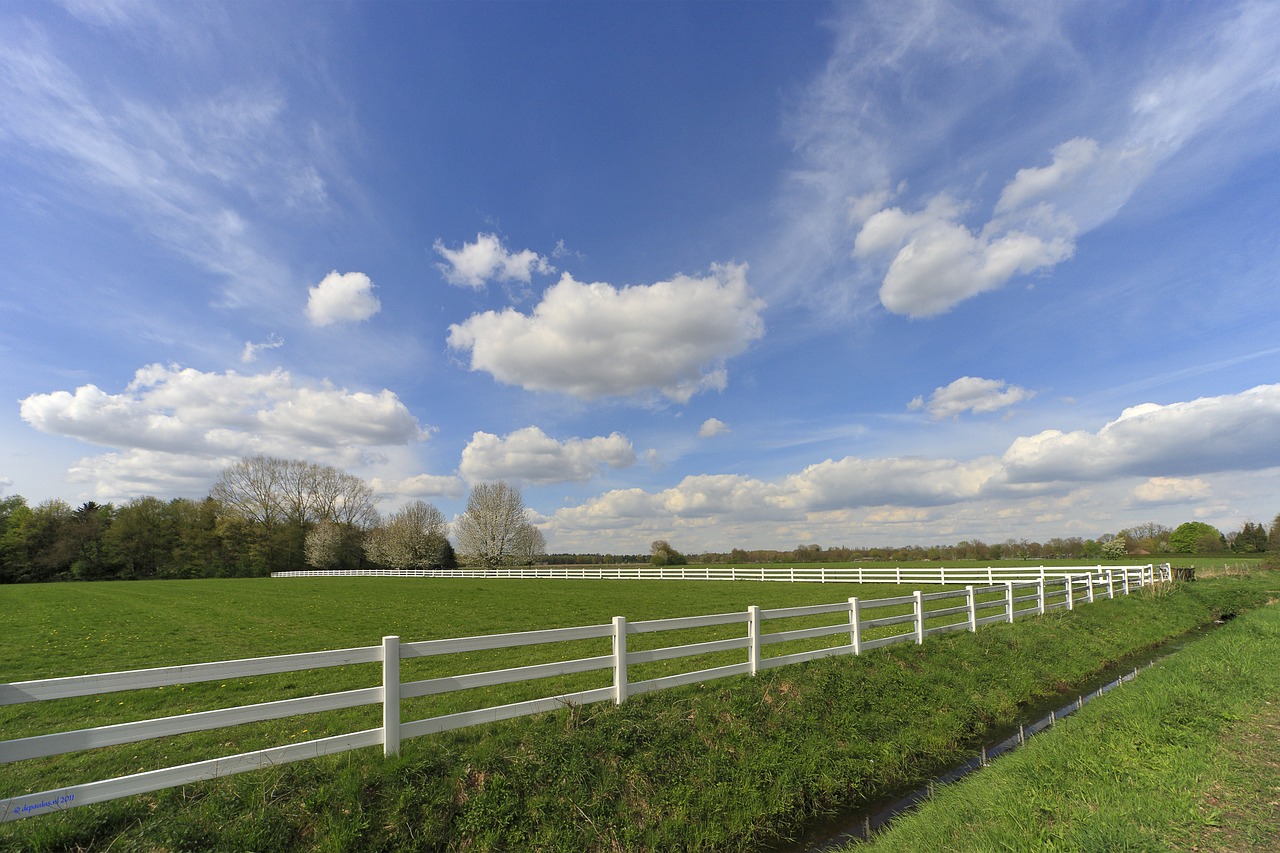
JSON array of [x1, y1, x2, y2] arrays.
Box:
[[2, 574, 1275, 851], [854, 580, 1280, 852]]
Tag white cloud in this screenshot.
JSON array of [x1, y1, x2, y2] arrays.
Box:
[[779, 456, 1003, 511], [854, 190, 1076, 317], [433, 233, 554, 288], [996, 138, 1100, 214], [460, 426, 636, 485], [914, 377, 1036, 420], [543, 383, 1280, 551], [771, 2, 1280, 319], [240, 333, 284, 363], [19, 363, 429, 496], [370, 473, 466, 500], [306, 271, 381, 326], [1132, 477, 1211, 505], [0, 33, 332, 317], [447, 263, 766, 402], [1002, 384, 1280, 484], [698, 418, 730, 438]]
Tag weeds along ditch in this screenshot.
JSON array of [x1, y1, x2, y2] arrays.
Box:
[[1, 574, 1274, 852], [849, 578, 1280, 853]]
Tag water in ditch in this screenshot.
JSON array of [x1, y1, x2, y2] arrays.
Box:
[[779, 621, 1224, 853]]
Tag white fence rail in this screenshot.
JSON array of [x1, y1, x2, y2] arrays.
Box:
[[272, 563, 1165, 586], [2, 566, 1166, 822]]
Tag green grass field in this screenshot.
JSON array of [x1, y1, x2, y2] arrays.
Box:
[[2, 570, 1274, 851], [2, 576, 934, 801], [856, 584, 1280, 852]]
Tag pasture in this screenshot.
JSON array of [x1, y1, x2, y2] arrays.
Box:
[[2, 571, 1274, 851]]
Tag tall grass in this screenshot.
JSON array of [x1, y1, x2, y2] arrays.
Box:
[[855, 579, 1280, 852]]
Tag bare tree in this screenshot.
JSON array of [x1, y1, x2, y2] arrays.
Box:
[[211, 455, 286, 526], [212, 455, 377, 528], [453, 482, 544, 568], [366, 500, 450, 569]]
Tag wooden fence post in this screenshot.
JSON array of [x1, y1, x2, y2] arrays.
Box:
[[748, 606, 761, 676], [1123, 569, 1131, 596], [849, 597, 862, 655], [1065, 575, 1074, 610], [612, 616, 628, 705], [966, 585, 977, 632], [1005, 581, 1015, 623], [1086, 573, 1095, 603], [1036, 578, 1045, 615], [382, 635, 400, 757], [914, 590, 925, 644]]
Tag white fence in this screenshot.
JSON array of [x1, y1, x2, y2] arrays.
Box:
[[2, 566, 1165, 822], [272, 563, 1165, 586]]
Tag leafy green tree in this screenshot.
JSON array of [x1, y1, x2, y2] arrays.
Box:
[[1268, 512, 1280, 552], [1231, 521, 1269, 553], [105, 496, 173, 578], [0, 495, 32, 583], [650, 540, 687, 566], [1169, 521, 1225, 554], [69, 501, 118, 580]]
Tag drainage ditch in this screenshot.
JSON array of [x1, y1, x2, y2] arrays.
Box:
[[783, 622, 1224, 852]]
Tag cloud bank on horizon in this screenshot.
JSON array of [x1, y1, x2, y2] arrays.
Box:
[[2, 1, 1278, 552]]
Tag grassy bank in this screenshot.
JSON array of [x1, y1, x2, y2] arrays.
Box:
[[855, 575, 1280, 852], [2, 575, 1275, 851]]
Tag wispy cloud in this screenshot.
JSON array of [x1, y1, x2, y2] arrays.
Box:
[[0, 21, 338, 321], [767, 1, 1280, 319]]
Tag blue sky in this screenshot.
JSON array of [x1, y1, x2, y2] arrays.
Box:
[[3, 0, 1279, 553]]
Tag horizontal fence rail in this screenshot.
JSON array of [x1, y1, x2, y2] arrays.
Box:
[[272, 563, 1166, 586], [2, 565, 1168, 822]]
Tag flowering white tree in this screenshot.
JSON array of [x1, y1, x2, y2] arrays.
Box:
[[453, 482, 545, 567], [365, 500, 451, 569]]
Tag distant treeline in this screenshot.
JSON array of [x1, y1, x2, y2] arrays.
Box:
[[2, 477, 1277, 584]]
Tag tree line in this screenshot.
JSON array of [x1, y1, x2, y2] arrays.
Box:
[[0, 456, 544, 583], [690, 517, 1280, 565], [2, 454, 1277, 584]]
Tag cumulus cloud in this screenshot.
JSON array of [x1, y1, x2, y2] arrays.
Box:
[[853, 188, 1076, 317], [911, 377, 1036, 420], [20, 361, 427, 461], [434, 233, 554, 288], [698, 418, 731, 438], [460, 426, 636, 485], [447, 263, 765, 402], [543, 382, 1280, 550], [1002, 384, 1280, 483], [1132, 476, 1211, 505], [306, 271, 381, 326]]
